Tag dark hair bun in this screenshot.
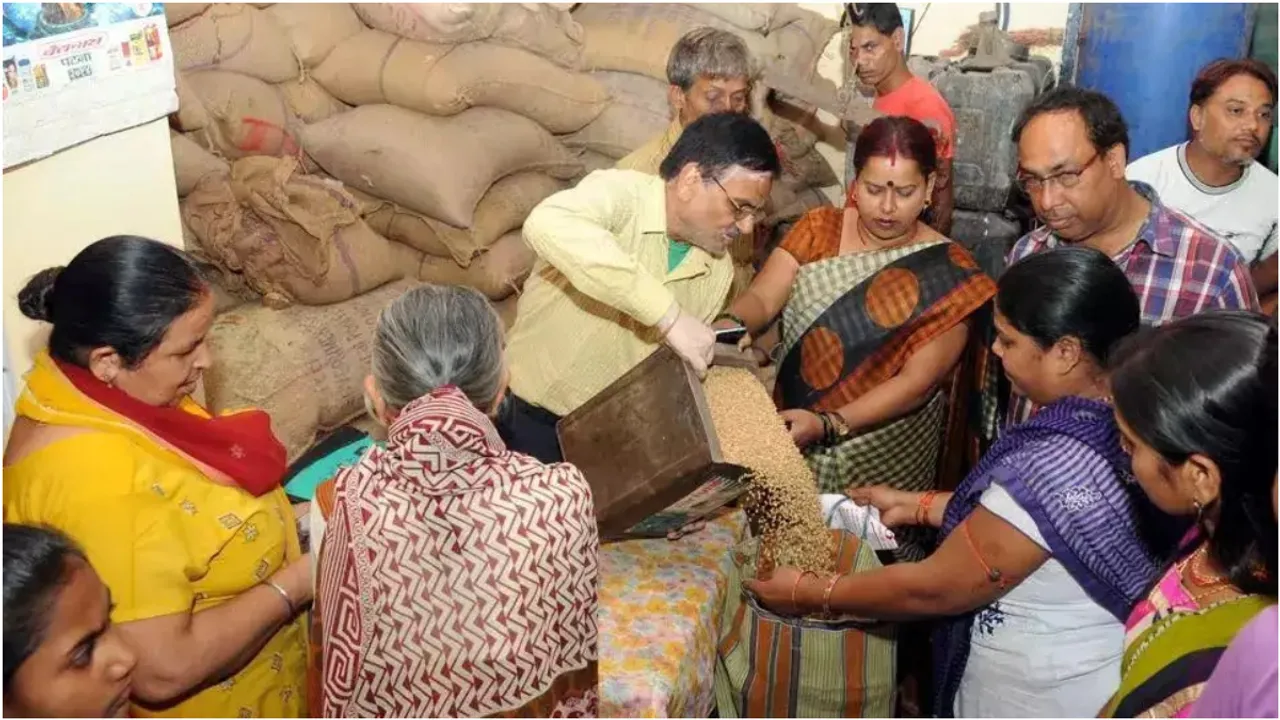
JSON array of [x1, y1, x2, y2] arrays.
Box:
[[17, 267, 63, 323]]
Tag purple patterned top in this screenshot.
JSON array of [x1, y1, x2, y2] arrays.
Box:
[[933, 396, 1165, 717]]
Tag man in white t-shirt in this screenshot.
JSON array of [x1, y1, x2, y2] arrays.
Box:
[[1128, 58, 1278, 314]]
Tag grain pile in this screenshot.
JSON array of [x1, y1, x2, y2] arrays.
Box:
[[703, 367, 834, 574]]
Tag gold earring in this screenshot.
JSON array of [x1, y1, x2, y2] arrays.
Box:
[[1192, 499, 1204, 525]]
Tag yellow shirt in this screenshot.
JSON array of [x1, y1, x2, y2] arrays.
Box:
[[508, 169, 734, 416], [3, 352, 307, 719], [615, 119, 683, 175]]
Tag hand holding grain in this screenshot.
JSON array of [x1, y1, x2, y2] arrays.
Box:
[[744, 566, 814, 615], [779, 408, 823, 448]]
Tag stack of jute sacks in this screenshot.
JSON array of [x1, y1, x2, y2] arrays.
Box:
[[563, 3, 841, 285], [163, 3, 839, 461]]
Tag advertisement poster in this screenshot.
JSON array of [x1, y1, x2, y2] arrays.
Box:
[[2, 3, 178, 168]]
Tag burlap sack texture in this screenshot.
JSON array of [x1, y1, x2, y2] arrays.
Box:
[[182, 70, 304, 162], [203, 279, 420, 462], [265, 2, 365, 68], [353, 3, 585, 70], [561, 71, 671, 160], [170, 4, 299, 83], [571, 3, 837, 86], [416, 230, 536, 302], [171, 130, 230, 197], [182, 156, 420, 308], [278, 77, 350, 124], [312, 29, 608, 134], [350, 171, 567, 267], [300, 104, 581, 228]]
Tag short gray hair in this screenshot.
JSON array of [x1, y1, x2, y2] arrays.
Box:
[[371, 284, 505, 413], [666, 27, 753, 91]]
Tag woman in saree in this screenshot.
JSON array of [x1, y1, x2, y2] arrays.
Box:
[[311, 283, 599, 718], [3, 236, 310, 717], [1102, 311, 1277, 718], [716, 115, 995, 560], [744, 247, 1165, 718]]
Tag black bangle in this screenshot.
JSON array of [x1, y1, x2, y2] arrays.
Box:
[[817, 411, 832, 446], [716, 312, 747, 329]]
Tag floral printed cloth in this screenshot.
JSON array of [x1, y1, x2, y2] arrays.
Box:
[[598, 510, 748, 718]]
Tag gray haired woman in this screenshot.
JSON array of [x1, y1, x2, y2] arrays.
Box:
[[309, 284, 600, 718]]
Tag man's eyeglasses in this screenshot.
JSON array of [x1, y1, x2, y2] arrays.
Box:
[[1016, 151, 1102, 195], [712, 177, 766, 223]]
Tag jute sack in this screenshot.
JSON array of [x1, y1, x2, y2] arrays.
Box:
[[204, 279, 420, 462], [572, 4, 836, 85], [782, 144, 839, 191], [573, 150, 617, 181], [170, 4, 299, 83], [686, 3, 780, 32], [171, 130, 230, 197], [560, 71, 670, 159], [350, 172, 565, 265], [173, 70, 209, 132], [767, 183, 832, 225], [573, 4, 770, 80], [182, 156, 420, 307], [417, 231, 536, 301], [165, 3, 209, 27], [301, 104, 582, 227], [345, 188, 453, 260], [312, 30, 608, 133], [353, 3, 585, 69], [265, 3, 364, 68], [184, 70, 302, 161], [760, 106, 820, 159], [278, 77, 349, 124], [768, 15, 840, 83]]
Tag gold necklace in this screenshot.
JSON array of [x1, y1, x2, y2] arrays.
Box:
[[1179, 544, 1231, 589], [855, 220, 918, 251]]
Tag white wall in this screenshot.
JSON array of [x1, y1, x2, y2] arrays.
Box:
[[2, 117, 184, 379]]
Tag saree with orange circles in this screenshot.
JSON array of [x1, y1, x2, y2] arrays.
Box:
[[775, 208, 996, 559]]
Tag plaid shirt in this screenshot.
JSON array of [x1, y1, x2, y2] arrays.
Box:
[[1006, 181, 1259, 425]]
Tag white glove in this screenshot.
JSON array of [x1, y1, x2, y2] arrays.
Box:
[[658, 303, 715, 378]]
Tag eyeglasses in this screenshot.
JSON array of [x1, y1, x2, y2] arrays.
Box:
[[1016, 151, 1102, 195], [712, 177, 766, 223]]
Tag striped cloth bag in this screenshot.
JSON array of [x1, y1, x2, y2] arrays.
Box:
[[714, 529, 897, 717]]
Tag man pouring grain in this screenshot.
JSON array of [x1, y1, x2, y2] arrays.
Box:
[[497, 112, 782, 463]]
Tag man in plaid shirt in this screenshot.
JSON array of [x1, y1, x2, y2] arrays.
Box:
[[1005, 87, 1259, 425]]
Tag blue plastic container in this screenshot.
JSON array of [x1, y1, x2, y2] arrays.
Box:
[[1076, 4, 1256, 161]]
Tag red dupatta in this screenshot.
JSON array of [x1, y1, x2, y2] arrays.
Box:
[[54, 359, 286, 496]]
